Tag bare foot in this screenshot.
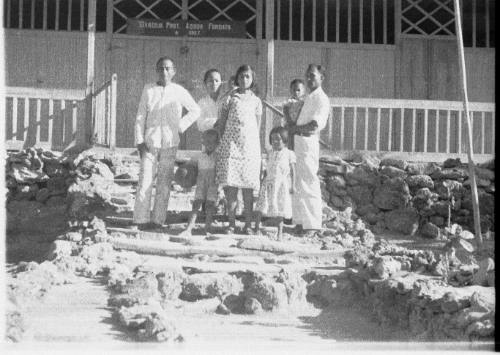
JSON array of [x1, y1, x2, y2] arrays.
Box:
[[178, 230, 193, 238]]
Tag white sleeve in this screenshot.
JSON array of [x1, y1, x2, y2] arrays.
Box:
[[135, 85, 149, 145], [178, 87, 201, 133], [310, 95, 330, 131]]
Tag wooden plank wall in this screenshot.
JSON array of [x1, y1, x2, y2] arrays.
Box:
[[4, 30, 107, 89], [274, 42, 396, 98], [4, 30, 495, 149], [110, 36, 259, 148]]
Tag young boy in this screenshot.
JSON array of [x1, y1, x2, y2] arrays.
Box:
[[181, 129, 219, 235], [283, 79, 306, 150]]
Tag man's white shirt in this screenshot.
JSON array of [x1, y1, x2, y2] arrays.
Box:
[[135, 82, 201, 148], [296, 86, 330, 132]]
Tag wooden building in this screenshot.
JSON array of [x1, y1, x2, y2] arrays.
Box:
[[3, 0, 495, 160]]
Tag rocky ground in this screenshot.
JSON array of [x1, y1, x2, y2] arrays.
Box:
[[4, 148, 495, 350]]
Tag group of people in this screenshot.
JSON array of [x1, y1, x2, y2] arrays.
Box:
[[133, 56, 330, 238]]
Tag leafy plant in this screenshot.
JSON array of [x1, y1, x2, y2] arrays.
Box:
[[438, 223, 476, 282]]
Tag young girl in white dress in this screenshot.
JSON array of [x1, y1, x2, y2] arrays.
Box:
[[254, 126, 296, 239]]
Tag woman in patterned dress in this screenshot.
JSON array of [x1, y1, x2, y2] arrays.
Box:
[[215, 64, 262, 234]]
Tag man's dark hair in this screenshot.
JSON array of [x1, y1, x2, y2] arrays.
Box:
[[156, 56, 175, 68], [290, 78, 305, 88], [306, 64, 326, 77]]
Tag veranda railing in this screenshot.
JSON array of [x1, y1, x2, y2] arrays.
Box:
[[4, 74, 117, 150], [270, 96, 495, 162]]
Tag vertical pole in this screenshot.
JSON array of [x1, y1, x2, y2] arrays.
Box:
[[182, 0, 188, 19], [6, 0, 11, 28], [68, 0, 72, 30], [324, 0, 328, 42], [453, 0, 482, 245], [265, 0, 275, 151], [55, 0, 60, 31], [411, 108, 416, 152], [394, 0, 402, 97], [336, 0, 340, 43], [312, 0, 316, 42], [359, 0, 363, 43], [110, 74, 117, 149], [85, 0, 97, 146], [300, 0, 304, 41], [347, 0, 351, 43], [105, 0, 114, 81], [256, 0, 263, 40], [19, 0, 23, 29]]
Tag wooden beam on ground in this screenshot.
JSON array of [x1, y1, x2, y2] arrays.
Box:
[[453, 0, 482, 246], [105, 235, 276, 258], [237, 239, 320, 254]]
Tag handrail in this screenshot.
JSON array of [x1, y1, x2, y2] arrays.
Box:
[[92, 79, 112, 98], [271, 96, 495, 111], [5, 86, 86, 101]]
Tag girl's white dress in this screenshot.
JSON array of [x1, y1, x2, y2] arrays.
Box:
[[255, 148, 295, 218]]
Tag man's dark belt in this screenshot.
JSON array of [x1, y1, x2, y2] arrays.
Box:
[[295, 132, 312, 137]]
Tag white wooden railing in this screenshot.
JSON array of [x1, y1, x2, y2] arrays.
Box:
[[5, 87, 86, 150], [92, 74, 117, 148], [271, 96, 495, 160], [5, 74, 117, 150]]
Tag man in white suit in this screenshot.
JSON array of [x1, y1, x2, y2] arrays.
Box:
[[291, 64, 330, 236], [133, 57, 201, 229]]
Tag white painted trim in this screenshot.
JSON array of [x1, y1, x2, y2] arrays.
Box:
[[5, 87, 86, 101], [271, 97, 495, 111]]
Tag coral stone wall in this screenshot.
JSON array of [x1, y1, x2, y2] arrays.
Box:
[[319, 155, 495, 237]]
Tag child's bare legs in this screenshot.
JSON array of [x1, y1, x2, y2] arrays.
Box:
[[242, 188, 254, 232], [205, 200, 216, 233], [254, 211, 262, 234], [182, 199, 203, 235], [224, 186, 238, 232], [275, 217, 284, 240]]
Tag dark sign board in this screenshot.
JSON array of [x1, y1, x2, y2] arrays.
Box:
[[127, 19, 247, 38]]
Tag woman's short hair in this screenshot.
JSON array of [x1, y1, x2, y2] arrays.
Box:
[[306, 64, 326, 77], [290, 78, 305, 88], [203, 69, 221, 83], [234, 64, 257, 90], [269, 126, 289, 145]]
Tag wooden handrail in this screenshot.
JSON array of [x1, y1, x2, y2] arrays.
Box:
[[5, 87, 86, 101], [271, 96, 495, 112], [92, 79, 112, 98]]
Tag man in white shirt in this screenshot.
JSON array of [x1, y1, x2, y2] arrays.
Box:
[[290, 64, 330, 235], [134, 57, 201, 228]]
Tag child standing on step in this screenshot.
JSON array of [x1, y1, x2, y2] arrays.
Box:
[[181, 129, 219, 235], [254, 126, 296, 240], [282, 79, 306, 150]]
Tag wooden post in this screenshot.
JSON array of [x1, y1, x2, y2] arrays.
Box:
[[453, 0, 482, 246], [109, 74, 117, 149], [105, 0, 114, 81], [264, 0, 275, 151], [85, 0, 97, 146], [394, 0, 402, 98]]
